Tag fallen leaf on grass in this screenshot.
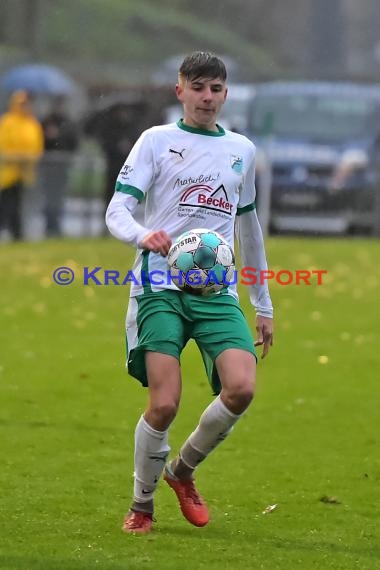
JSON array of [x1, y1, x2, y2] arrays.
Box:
[[318, 355, 329, 364], [262, 504, 278, 514], [319, 495, 341, 504]]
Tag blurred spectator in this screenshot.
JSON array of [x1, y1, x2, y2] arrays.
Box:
[[40, 96, 79, 237], [85, 103, 138, 213], [0, 90, 44, 240]]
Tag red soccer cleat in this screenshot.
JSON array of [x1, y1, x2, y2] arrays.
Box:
[[164, 467, 209, 527], [122, 510, 153, 534]]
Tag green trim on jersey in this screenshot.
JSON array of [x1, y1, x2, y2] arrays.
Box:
[[177, 119, 225, 137], [141, 250, 152, 294], [115, 182, 144, 202], [237, 202, 256, 216]]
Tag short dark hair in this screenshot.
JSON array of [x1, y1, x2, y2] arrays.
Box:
[[179, 51, 227, 82]]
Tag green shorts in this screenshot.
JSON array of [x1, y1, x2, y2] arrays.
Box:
[[126, 289, 256, 394]]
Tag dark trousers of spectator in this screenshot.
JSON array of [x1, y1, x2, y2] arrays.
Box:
[[40, 155, 70, 237], [0, 182, 23, 240]]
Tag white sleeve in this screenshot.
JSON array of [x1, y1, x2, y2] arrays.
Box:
[[115, 129, 155, 193], [105, 129, 155, 247], [236, 208, 273, 318], [235, 144, 273, 318], [105, 191, 150, 247]]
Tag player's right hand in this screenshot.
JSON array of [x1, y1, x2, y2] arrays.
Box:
[[140, 230, 172, 256]]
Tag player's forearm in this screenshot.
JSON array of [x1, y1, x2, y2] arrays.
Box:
[[236, 209, 273, 318], [105, 191, 149, 247]]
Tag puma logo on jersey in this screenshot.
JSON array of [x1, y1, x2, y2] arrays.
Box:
[[169, 148, 185, 159]]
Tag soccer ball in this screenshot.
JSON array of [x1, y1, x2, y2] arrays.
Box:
[[167, 228, 235, 295]]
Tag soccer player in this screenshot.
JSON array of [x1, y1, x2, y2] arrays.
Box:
[[106, 51, 274, 534]]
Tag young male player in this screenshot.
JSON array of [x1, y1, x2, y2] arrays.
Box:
[[106, 51, 274, 534]]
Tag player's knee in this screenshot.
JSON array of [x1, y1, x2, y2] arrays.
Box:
[[223, 380, 255, 414], [149, 400, 179, 426], [235, 383, 255, 409]]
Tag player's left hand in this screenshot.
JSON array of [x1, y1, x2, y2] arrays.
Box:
[[254, 316, 274, 359]]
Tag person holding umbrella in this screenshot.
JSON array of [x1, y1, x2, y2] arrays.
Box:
[[0, 90, 44, 240]]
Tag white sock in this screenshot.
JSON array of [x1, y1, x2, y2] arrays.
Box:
[[180, 396, 241, 470], [133, 415, 170, 503]]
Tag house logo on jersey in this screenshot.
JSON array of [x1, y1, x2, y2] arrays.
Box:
[[230, 155, 243, 174], [179, 183, 233, 215]]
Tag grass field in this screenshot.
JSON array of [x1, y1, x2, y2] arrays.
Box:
[[0, 237, 379, 570]]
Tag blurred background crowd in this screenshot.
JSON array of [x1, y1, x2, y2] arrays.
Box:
[[1, 0, 380, 241]]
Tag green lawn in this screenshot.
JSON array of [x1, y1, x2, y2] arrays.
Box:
[[0, 237, 379, 570]]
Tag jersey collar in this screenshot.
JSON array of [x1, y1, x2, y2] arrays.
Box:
[[177, 119, 225, 137]]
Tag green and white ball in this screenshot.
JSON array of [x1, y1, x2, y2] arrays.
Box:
[[167, 228, 235, 295]]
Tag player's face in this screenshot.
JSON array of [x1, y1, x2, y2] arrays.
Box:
[[176, 77, 227, 131]]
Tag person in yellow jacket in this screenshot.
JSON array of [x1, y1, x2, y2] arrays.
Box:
[[0, 90, 44, 240]]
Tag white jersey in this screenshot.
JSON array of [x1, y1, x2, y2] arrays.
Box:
[[111, 120, 255, 292], [106, 120, 273, 317]]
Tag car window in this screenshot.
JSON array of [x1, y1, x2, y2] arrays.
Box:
[[250, 93, 380, 142]]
